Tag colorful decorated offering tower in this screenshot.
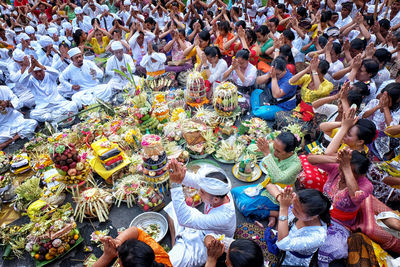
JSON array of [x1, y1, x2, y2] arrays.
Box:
[[185, 71, 209, 108], [141, 134, 169, 183], [213, 82, 238, 117]]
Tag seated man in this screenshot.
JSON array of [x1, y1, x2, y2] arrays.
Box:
[[105, 41, 136, 92], [59, 47, 113, 108], [22, 56, 78, 122], [0, 86, 37, 149], [165, 158, 236, 267], [140, 43, 166, 78]]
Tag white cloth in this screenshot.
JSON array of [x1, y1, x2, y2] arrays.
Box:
[[255, 14, 267, 26], [97, 13, 119, 31], [373, 68, 391, 92], [83, 3, 103, 18], [164, 172, 236, 267], [105, 53, 136, 91], [72, 15, 92, 32], [36, 46, 58, 67], [140, 52, 166, 73], [59, 60, 112, 108], [129, 31, 155, 65], [7, 61, 35, 108], [51, 54, 72, 72], [22, 67, 78, 122], [0, 86, 37, 143], [204, 59, 228, 89], [229, 63, 257, 87]]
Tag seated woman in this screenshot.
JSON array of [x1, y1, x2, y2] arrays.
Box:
[[232, 132, 301, 227], [214, 21, 235, 66], [204, 238, 264, 267], [277, 45, 296, 75], [265, 187, 331, 266], [183, 30, 211, 69], [224, 27, 259, 67], [164, 28, 192, 73], [222, 49, 257, 95], [251, 57, 297, 120], [197, 46, 228, 92], [307, 149, 373, 265], [0, 86, 37, 149], [360, 83, 400, 160], [255, 25, 274, 73], [93, 226, 172, 267]]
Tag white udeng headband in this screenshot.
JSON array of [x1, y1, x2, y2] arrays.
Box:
[[198, 177, 231, 196]]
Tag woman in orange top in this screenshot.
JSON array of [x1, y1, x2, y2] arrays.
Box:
[[93, 226, 172, 267], [214, 21, 235, 65], [224, 26, 259, 66]]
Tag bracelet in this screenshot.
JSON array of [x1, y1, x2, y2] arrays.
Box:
[[312, 72, 318, 75], [170, 182, 182, 189], [278, 215, 288, 221]]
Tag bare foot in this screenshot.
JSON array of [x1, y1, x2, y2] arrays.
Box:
[[255, 221, 264, 228], [267, 216, 276, 228]]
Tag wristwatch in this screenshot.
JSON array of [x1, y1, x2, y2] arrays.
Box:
[[170, 182, 182, 189], [278, 215, 288, 221]]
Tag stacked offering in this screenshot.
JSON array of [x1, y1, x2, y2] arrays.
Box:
[[185, 71, 209, 108], [10, 153, 31, 174], [137, 185, 164, 211], [132, 91, 159, 133], [92, 138, 124, 171], [213, 82, 238, 117], [141, 134, 169, 183], [238, 158, 253, 179], [152, 94, 170, 123]]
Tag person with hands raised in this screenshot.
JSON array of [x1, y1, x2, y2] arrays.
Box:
[[140, 41, 166, 77], [164, 158, 235, 267]]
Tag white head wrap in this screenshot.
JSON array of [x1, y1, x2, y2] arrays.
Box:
[[19, 33, 30, 41], [48, 27, 59, 36], [102, 5, 109, 12], [52, 14, 58, 20], [25, 26, 35, 35], [12, 49, 25, 62], [367, 5, 375, 13], [33, 66, 42, 71], [111, 41, 123, 51], [257, 7, 265, 12], [39, 36, 53, 48], [62, 22, 73, 30], [75, 7, 83, 15], [68, 47, 82, 58], [132, 5, 139, 11], [198, 177, 231, 196], [124, 0, 130, 5], [59, 36, 71, 47]]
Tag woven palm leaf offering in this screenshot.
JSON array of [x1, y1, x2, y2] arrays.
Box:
[[213, 82, 238, 117], [73, 187, 113, 223], [113, 175, 143, 208]]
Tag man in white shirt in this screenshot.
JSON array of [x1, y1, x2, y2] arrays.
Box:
[[22, 57, 78, 122], [97, 5, 119, 31], [83, 0, 103, 19], [335, 2, 353, 29], [7, 49, 35, 109], [16, 33, 38, 59], [36, 35, 57, 66], [140, 43, 166, 77], [105, 41, 136, 92], [165, 158, 236, 267], [72, 7, 92, 33], [128, 29, 155, 75], [59, 47, 113, 108]]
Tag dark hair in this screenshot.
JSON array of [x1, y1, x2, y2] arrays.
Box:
[[271, 56, 287, 72], [236, 49, 250, 60], [381, 82, 400, 111], [113, 19, 124, 27], [59, 41, 70, 49], [189, 18, 205, 31], [145, 17, 156, 25], [117, 239, 165, 267], [318, 36, 328, 48], [256, 25, 269, 36], [347, 90, 363, 107], [318, 59, 330, 75], [298, 19, 312, 30], [362, 59, 379, 78], [218, 20, 231, 33], [320, 11, 332, 23], [269, 17, 279, 27], [282, 29, 295, 41], [245, 29, 257, 46], [73, 29, 85, 46], [350, 38, 366, 51], [198, 30, 211, 45], [297, 7, 307, 19], [341, 2, 353, 11], [352, 81, 370, 97], [379, 19, 391, 30], [228, 239, 264, 267], [236, 20, 247, 29], [332, 42, 342, 55], [374, 48, 391, 65], [205, 171, 229, 198], [354, 119, 377, 145], [204, 46, 222, 59], [277, 3, 286, 11], [363, 15, 375, 26], [276, 131, 298, 153], [297, 189, 331, 226], [350, 150, 370, 175], [279, 45, 294, 65], [91, 18, 100, 26]]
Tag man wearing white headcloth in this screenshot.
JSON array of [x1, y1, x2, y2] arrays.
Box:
[[83, 0, 103, 18], [59, 47, 113, 108], [16, 33, 38, 58], [164, 158, 236, 267], [7, 49, 35, 109], [0, 85, 37, 149], [105, 41, 136, 92], [60, 22, 74, 43], [21, 57, 78, 122], [97, 5, 119, 31], [72, 7, 92, 33], [36, 35, 57, 66], [24, 26, 40, 50], [48, 27, 61, 46]]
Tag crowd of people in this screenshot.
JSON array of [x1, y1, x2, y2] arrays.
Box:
[[1, 0, 400, 266]]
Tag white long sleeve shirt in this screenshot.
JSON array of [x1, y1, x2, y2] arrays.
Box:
[[59, 60, 104, 91], [129, 31, 155, 64], [140, 52, 166, 73]]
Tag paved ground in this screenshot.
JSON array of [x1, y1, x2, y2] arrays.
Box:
[[0, 155, 263, 267]]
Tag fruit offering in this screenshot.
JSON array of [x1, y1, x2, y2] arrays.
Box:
[[185, 71, 209, 108], [73, 188, 113, 222], [213, 82, 238, 117], [137, 186, 164, 212], [152, 94, 170, 123], [0, 151, 10, 174], [50, 143, 81, 176], [25, 203, 81, 262], [141, 134, 169, 183], [183, 186, 202, 207], [32, 154, 53, 173]]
